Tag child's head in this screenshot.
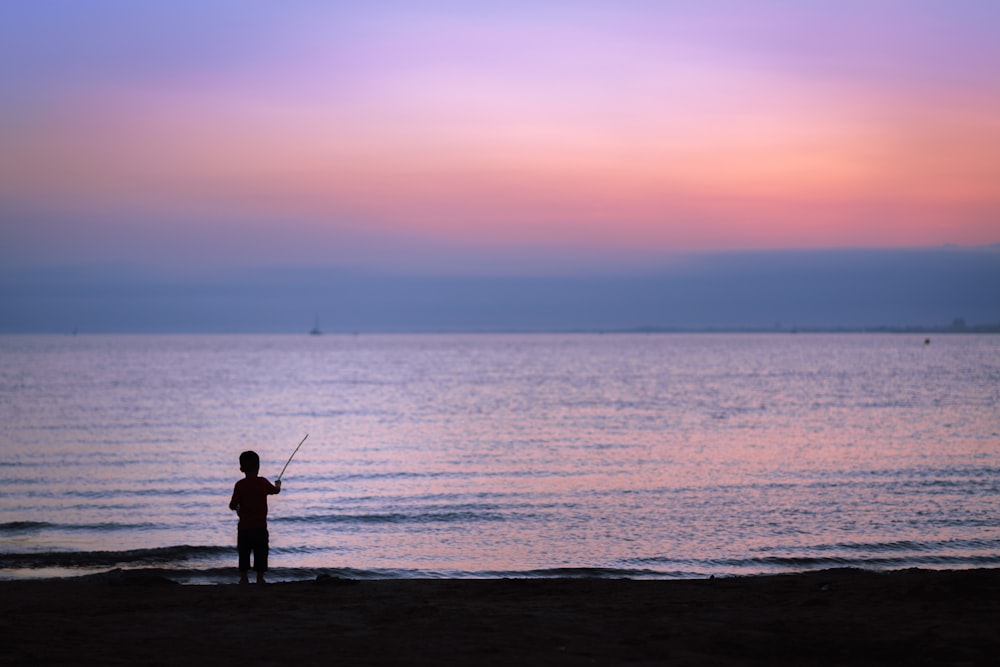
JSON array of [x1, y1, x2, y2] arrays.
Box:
[[239, 450, 261, 476]]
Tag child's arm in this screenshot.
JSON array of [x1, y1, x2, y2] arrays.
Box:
[[229, 485, 239, 511], [273, 479, 282, 494]]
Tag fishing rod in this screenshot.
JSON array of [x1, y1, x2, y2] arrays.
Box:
[[277, 434, 309, 482]]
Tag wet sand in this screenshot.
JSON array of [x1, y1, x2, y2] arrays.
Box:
[[2, 568, 997, 666]]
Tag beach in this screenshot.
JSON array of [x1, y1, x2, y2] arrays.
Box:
[[3, 338, 999, 663], [2, 568, 997, 666]]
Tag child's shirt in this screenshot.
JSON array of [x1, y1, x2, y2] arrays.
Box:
[[230, 476, 279, 531]]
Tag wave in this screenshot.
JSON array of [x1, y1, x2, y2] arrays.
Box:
[[629, 553, 1000, 569], [0, 520, 160, 532], [732, 554, 1000, 568], [212, 565, 694, 583], [490, 567, 691, 580], [5, 546, 999, 585], [274, 510, 510, 525], [15, 557, 1000, 586], [751, 537, 1000, 555], [0, 521, 52, 532], [0, 545, 230, 569], [4, 564, 707, 585]]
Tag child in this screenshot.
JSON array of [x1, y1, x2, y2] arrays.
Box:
[[229, 450, 281, 584]]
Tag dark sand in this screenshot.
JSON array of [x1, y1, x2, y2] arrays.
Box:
[[2, 568, 997, 666]]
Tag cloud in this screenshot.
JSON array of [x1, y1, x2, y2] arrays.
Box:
[[2, 1, 998, 283], [2, 246, 997, 333]]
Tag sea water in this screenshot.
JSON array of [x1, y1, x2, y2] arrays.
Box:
[[1, 333, 997, 583]]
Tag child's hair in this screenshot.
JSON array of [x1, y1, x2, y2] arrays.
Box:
[[239, 450, 261, 473]]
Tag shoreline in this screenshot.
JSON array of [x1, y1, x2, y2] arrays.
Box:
[[3, 567, 997, 665]]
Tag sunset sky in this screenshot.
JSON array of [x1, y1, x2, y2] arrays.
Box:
[[1, 1, 998, 331]]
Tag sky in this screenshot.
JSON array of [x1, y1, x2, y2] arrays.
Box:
[[1, 1, 999, 331]]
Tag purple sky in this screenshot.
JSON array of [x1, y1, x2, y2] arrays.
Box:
[[1, 2, 998, 330]]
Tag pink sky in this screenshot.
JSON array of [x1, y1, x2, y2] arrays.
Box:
[[1, 1, 998, 271]]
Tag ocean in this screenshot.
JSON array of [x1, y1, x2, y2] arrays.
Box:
[[1, 333, 997, 583]]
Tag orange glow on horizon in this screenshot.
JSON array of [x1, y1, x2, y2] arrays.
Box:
[[2, 20, 998, 256]]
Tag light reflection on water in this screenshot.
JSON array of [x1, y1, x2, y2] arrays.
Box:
[[1, 333, 998, 580]]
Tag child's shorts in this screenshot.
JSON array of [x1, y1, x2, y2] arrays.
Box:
[[237, 528, 269, 571]]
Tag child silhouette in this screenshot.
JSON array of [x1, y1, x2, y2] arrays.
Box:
[[229, 450, 281, 584]]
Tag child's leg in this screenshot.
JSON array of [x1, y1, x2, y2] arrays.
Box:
[[254, 529, 269, 583], [237, 531, 252, 584]]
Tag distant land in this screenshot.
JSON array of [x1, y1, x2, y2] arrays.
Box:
[[620, 318, 1000, 335]]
